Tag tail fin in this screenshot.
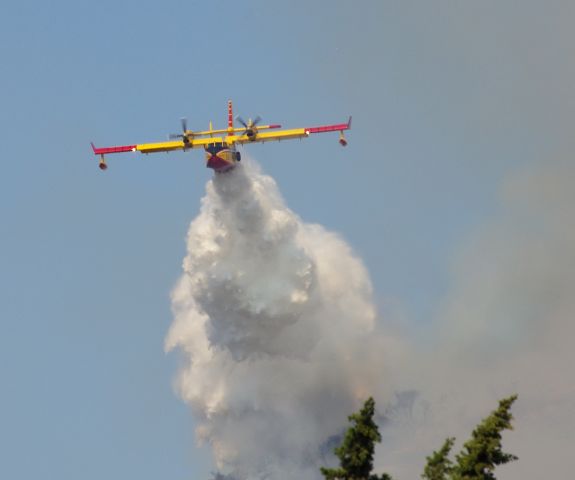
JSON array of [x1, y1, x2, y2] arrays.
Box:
[[228, 100, 233, 129]]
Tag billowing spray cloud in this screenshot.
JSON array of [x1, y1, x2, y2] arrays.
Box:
[[166, 159, 395, 479]]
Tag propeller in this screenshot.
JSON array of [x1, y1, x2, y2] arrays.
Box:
[[169, 117, 191, 144], [235, 115, 262, 138]]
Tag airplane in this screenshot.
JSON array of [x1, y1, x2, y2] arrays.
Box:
[[91, 100, 351, 172]]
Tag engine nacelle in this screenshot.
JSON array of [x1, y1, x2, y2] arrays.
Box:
[[245, 128, 257, 141]]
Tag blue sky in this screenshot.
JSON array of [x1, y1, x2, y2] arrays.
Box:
[[1, 1, 574, 479]]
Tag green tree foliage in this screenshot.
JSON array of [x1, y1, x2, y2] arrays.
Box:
[[452, 395, 518, 480], [421, 437, 455, 480], [421, 395, 518, 480], [321, 395, 517, 480], [320, 397, 393, 480]]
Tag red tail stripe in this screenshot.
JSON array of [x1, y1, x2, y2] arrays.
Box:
[[228, 100, 233, 129]]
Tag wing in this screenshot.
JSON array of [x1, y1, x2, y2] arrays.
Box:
[[91, 136, 226, 157], [231, 117, 352, 145], [91, 116, 351, 164], [136, 136, 225, 153]]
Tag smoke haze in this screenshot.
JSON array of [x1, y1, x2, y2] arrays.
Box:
[[433, 160, 575, 479], [376, 160, 575, 479], [166, 159, 395, 479]]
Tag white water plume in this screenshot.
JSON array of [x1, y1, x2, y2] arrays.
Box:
[[166, 159, 391, 480]]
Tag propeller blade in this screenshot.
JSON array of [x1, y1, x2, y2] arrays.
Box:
[[235, 115, 248, 129], [181, 117, 188, 133], [169, 133, 182, 139], [252, 116, 261, 127]]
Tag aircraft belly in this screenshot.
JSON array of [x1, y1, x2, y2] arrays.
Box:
[[206, 148, 236, 172]]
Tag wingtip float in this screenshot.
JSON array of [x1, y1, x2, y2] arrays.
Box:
[[91, 101, 351, 173]]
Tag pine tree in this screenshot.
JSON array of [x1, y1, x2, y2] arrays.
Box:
[[452, 395, 518, 480], [421, 437, 455, 480], [321, 395, 518, 480], [320, 397, 393, 480]]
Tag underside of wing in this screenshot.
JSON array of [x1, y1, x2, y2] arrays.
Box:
[[136, 136, 225, 154], [230, 118, 351, 146], [231, 128, 309, 145]]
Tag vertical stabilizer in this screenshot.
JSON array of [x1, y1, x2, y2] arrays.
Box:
[[228, 100, 234, 130]]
